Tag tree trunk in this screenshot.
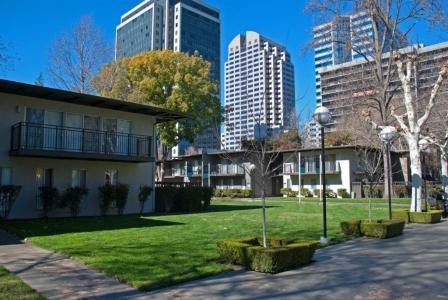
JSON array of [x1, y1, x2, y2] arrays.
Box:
[[408, 136, 423, 212], [261, 188, 267, 248], [441, 154, 448, 193], [383, 150, 392, 199]]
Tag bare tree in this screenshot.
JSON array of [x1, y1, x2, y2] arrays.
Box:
[[306, 0, 447, 202], [0, 36, 14, 75], [48, 16, 111, 93]]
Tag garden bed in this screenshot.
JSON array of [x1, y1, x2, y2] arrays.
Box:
[[341, 219, 405, 239], [409, 210, 443, 224], [217, 237, 318, 274]]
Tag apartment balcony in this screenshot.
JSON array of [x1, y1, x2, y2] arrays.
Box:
[[10, 122, 153, 162], [210, 164, 245, 176], [164, 167, 186, 178], [283, 162, 340, 175]]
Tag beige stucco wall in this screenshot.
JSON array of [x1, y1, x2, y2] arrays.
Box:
[[0, 92, 156, 219]]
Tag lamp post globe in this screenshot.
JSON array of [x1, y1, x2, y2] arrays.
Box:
[[379, 126, 397, 143], [419, 138, 431, 154], [313, 106, 331, 126]]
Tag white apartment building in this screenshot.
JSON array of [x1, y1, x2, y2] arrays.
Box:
[[222, 31, 295, 150]]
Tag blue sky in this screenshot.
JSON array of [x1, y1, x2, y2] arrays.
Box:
[[0, 1, 447, 118]]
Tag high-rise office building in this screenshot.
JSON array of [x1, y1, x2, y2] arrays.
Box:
[[310, 12, 374, 144], [116, 0, 221, 155], [116, 0, 220, 80], [222, 31, 295, 150]]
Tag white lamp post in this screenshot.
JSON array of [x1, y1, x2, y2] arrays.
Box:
[[379, 126, 398, 220], [313, 106, 331, 244]]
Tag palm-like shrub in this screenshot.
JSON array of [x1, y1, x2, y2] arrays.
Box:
[[138, 185, 153, 215], [60, 187, 88, 217], [0, 185, 21, 219], [115, 184, 130, 215], [39, 186, 59, 218], [98, 184, 115, 216]]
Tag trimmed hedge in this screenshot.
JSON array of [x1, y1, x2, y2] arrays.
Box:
[[217, 237, 318, 274], [360, 219, 405, 239], [280, 188, 297, 197], [409, 210, 443, 224], [155, 186, 213, 213], [341, 219, 405, 239], [214, 188, 252, 198], [340, 220, 362, 236], [337, 188, 350, 198], [392, 209, 410, 223]]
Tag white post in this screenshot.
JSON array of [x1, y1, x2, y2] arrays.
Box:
[[298, 151, 302, 204], [320, 153, 323, 203]]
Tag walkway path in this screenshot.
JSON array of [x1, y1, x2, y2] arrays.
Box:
[[148, 221, 448, 299], [0, 229, 146, 300], [1, 222, 447, 299]]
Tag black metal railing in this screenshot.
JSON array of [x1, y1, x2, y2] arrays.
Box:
[[10, 122, 152, 159]]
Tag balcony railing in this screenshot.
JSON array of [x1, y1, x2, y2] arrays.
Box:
[[283, 161, 340, 175], [10, 122, 153, 162], [210, 164, 245, 176]]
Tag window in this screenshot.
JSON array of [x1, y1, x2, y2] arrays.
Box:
[[35, 168, 53, 209], [72, 170, 87, 188], [105, 170, 118, 185], [0, 168, 12, 185]]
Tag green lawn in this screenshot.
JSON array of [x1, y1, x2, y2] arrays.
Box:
[[0, 266, 44, 300], [2, 200, 395, 291]]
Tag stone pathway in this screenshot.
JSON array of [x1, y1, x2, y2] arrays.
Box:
[[2, 221, 448, 299], [0, 230, 146, 300]]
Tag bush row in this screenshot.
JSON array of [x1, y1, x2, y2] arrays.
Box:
[[340, 219, 405, 239], [38, 184, 153, 218], [155, 186, 213, 213], [214, 189, 252, 198], [280, 188, 350, 198], [216, 237, 318, 274], [393, 209, 443, 224]]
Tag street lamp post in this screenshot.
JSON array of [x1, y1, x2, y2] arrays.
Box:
[[379, 126, 398, 220], [314, 106, 331, 244]]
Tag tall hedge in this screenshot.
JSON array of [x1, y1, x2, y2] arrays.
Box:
[[155, 186, 213, 213]]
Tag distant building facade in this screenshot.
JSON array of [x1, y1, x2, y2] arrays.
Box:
[[319, 42, 448, 133], [116, 0, 221, 154], [311, 12, 375, 144], [222, 31, 295, 150]]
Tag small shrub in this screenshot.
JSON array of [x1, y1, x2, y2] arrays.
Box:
[[201, 187, 214, 209], [337, 188, 350, 198], [213, 189, 223, 198], [392, 209, 410, 223], [409, 210, 443, 224], [340, 220, 361, 236], [217, 237, 318, 274], [98, 184, 115, 216], [39, 186, 59, 218], [313, 189, 321, 197], [59, 187, 88, 217], [0, 185, 21, 219], [280, 188, 292, 196], [240, 189, 252, 198], [393, 185, 410, 198], [115, 184, 130, 215], [138, 185, 153, 215], [360, 219, 405, 239], [299, 188, 310, 197]]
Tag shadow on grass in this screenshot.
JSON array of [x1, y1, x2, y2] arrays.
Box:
[[2, 216, 184, 238]]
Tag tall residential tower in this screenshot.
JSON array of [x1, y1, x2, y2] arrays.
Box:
[[222, 31, 295, 150]]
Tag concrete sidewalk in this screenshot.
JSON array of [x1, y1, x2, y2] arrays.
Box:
[[148, 221, 448, 299], [0, 229, 146, 300]]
